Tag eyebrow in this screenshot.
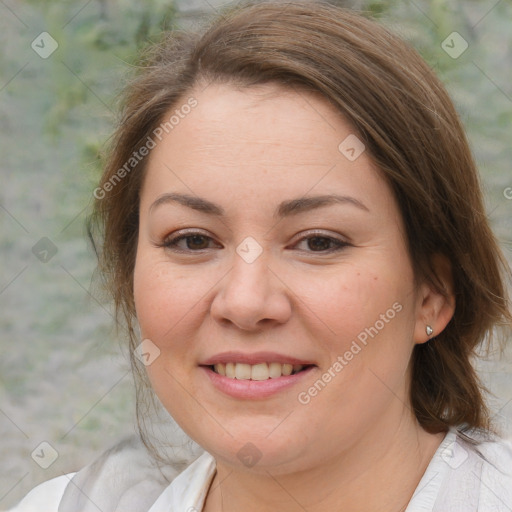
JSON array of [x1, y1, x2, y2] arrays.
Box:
[[149, 192, 370, 218]]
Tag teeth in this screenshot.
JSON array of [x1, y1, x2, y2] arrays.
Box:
[[213, 362, 305, 380], [226, 362, 236, 378], [269, 362, 282, 378], [282, 363, 293, 376], [251, 363, 269, 381], [235, 363, 251, 380]]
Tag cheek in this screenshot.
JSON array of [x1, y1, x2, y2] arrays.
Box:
[[133, 254, 205, 344], [293, 270, 415, 432], [132, 253, 224, 400], [294, 261, 417, 412], [133, 255, 205, 414], [295, 264, 407, 346]]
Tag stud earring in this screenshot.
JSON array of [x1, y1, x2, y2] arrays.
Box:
[[426, 325, 433, 336]]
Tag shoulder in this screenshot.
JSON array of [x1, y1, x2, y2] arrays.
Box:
[[7, 435, 204, 512], [7, 473, 75, 512], [407, 428, 512, 512], [465, 430, 512, 508], [437, 428, 512, 511], [456, 428, 512, 476]]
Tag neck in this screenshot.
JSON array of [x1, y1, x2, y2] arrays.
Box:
[[203, 412, 446, 512]]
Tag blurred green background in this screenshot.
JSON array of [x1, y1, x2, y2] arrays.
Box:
[[1, 0, 511, 508]]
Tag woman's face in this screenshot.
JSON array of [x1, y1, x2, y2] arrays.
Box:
[[134, 83, 435, 474]]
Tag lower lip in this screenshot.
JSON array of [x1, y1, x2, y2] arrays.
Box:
[[200, 366, 315, 399]]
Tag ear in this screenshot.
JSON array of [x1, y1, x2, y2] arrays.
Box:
[[413, 253, 456, 344]]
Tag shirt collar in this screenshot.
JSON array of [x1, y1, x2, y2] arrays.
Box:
[[148, 451, 216, 512]]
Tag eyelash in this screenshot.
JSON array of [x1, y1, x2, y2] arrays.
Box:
[[160, 230, 350, 254]]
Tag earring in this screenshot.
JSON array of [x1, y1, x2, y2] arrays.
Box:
[[426, 325, 433, 336]]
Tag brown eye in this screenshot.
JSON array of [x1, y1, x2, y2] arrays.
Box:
[[307, 236, 333, 251], [294, 234, 350, 253], [182, 234, 211, 250], [162, 232, 219, 252]]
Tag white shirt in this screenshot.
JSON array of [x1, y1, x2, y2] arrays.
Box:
[[8, 428, 512, 512]]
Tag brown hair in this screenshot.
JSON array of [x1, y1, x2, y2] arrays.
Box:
[[88, 0, 512, 447]]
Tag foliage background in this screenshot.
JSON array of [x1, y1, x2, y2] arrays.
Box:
[[1, 0, 511, 508]]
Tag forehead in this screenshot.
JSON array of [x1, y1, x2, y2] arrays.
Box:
[[140, 82, 395, 222], [176, 82, 348, 159]]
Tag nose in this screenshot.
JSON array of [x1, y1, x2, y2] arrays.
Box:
[[210, 250, 292, 331]]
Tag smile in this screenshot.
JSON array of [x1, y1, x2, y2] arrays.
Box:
[[211, 362, 308, 380], [201, 364, 315, 400]]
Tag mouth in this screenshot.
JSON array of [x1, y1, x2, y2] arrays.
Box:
[[199, 352, 317, 398], [201, 363, 316, 399], [208, 362, 314, 380]]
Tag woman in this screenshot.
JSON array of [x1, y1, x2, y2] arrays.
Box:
[[10, 1, 512, 511]]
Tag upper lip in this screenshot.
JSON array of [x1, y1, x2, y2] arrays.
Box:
[[200, 351, 316, 366]]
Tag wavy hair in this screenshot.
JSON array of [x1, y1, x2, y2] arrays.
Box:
[[88, 1, 512, 457]]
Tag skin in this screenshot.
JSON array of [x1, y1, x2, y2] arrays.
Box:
[[133, 82, 455, 512]]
